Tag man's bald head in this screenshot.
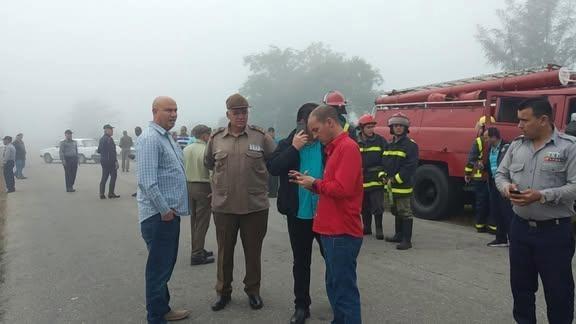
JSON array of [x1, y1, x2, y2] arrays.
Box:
[[152, 96, 178, 131], [152, 96, 176, 110]]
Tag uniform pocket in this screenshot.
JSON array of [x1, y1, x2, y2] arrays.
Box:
[[508, 163, 525, 187], [212, 152, 228, 192], [540, 162, 566, 188], [245, 151, 267, 193]]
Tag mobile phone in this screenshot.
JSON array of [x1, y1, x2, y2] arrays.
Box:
[[509, 189, 522, 195], [296, 121, 306, 133]]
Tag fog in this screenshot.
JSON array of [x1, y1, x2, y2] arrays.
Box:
[[1, 0, 504, 149]]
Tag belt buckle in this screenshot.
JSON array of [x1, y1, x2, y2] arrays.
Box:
[[528, 220, 537, 228]]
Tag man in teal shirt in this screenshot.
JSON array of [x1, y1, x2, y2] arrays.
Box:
[[267, 103, 324, 324]]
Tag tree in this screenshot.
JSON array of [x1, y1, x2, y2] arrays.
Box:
[[476, 0, 576, 70], [66, 100, 121, 139], [240, 43, 383, 136]]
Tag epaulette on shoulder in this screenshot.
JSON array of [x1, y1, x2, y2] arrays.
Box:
[[211, 127, 226, 138], [558, 132, 576, 143], [512, 135, 525, 143], [249, 125, 266, 134]]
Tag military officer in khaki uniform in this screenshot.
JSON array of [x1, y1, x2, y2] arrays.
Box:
[[204, 93, 276, 312]]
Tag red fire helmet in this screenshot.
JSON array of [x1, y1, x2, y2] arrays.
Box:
[[323, 90, 347, 107], [358, 114, 376, 127]]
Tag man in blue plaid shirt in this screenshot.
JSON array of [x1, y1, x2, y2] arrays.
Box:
[[136, 96, 191, 324]]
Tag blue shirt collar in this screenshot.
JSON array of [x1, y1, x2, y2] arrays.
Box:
[[149, 122, 170, 136]]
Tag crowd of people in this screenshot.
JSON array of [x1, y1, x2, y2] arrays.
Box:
[[131, 89, 428, 324], [2, 91, 576, 324]]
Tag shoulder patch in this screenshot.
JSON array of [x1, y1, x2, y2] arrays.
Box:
[[210, 127, 225, 138], [249, 125, 266, 134]]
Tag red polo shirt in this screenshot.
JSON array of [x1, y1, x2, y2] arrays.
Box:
[[312, 132, 364, 238]]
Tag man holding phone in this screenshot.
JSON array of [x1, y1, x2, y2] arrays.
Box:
[[290, 104, 363, 324], [496, 97, 576, 324]]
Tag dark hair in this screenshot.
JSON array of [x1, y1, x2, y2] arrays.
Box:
[[486, 127, 501, 139], [267, 127, 275, 132], [310, 104, 339, 123], [192, 124, 211, 138], [517, 97, 552, 118], [296, 103, 319, 123]]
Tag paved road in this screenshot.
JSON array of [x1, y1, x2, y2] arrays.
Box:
[[0, 160, 555, 323]]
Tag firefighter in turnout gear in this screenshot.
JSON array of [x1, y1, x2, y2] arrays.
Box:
[[357, 114, 387, 239], [465, 116, 496, 233], [382, 112, 418, 250], [323, 90, 357, 140]]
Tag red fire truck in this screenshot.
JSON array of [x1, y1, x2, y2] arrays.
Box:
[[373, 65, 576, 220]]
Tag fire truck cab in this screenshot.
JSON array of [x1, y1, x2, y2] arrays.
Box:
[[373, 65, 576, 220]]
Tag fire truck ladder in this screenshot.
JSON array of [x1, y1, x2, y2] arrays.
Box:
[[387, 65, 563, 96]]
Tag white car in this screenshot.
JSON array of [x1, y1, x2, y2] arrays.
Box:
[[40, 138, 100, 164]]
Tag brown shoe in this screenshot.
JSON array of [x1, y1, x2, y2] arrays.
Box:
[[164, 309, 191, 321]]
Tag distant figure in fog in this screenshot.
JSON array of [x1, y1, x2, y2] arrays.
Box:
[[59, 130, 79, 193], [97, 124, 119, 199], [2, 136, 16, 193], [177, 126, 191, 150], [13, 133, 27, 179], [119, 130, 134, 172]]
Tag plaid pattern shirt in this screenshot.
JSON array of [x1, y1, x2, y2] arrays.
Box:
[[136, 122, 189, 223]]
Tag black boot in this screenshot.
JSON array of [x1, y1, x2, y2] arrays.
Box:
[[397, 218, 413, 250], [374, 213, 384, 240], [385, 217, 402, 243], [362, 212, 372, 235], [290, 308, 310, 324]]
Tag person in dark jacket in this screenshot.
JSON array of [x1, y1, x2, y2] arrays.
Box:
[[566, 113, 576, 137], [382, 112, 419, 250], [357, 114, 387, 239], [97, 124, 119, 199], [267, 103, 324, 324], [13, 133, 27, 179], [484, 127, 514, 247]]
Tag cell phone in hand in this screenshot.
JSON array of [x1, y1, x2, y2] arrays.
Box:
[[509, 189, 522, 195], [296, 121, 306, 133]]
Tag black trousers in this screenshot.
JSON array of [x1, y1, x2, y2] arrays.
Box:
[[287, 215, 324, 310], [488, 180, 513, 242], [64, 157, 78, 190], [3, 160, 15, 191], [472, 180, 492, 228], [99, 163, 117, 195], [362, 189, 384, 231], [509, 215, 574, 324]]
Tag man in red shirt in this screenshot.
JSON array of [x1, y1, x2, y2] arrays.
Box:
[[290, 104, 363, 324]]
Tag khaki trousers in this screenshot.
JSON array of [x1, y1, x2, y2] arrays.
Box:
[[213, 209, 268, 296], [187, 182, 212, 258]]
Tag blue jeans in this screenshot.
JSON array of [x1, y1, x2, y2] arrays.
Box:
[[320, 235, 362, 324], [15, 159, 25, 178], [140, 214, 181, 324]]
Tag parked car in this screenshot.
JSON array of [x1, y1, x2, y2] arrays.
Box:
[[90, 139, 136, 164], [40, 138, 100, 164]]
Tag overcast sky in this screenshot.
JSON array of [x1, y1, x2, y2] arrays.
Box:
[[1, 0, 505, 146]]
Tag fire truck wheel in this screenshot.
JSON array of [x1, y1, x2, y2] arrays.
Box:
[[411, 164, 451, 220]]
